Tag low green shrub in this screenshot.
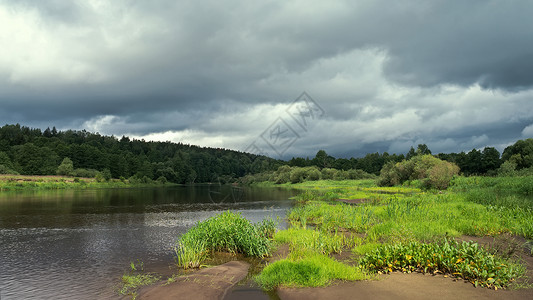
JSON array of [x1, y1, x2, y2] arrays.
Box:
[[360, 239, 525, 289], [379, 155, 459, 190]]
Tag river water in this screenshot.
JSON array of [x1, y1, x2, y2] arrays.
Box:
[[0, 185, 296, 299]]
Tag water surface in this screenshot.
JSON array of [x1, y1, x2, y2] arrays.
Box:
[[0, 185, 295, 299]]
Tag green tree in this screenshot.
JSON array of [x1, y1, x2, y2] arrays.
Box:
[[13, 143, 58, 175], [502, 139, 533, 170], [0, 151, 14, 170], [57, 157, 74, 176], [480, 147, 501, 173], [416, 144, 432, 155], [312, 150, 334, 169]]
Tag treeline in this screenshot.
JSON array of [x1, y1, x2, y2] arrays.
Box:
[[0, 124, 282, 183], [240, 165, 376, 185], [1, 123, 532, 185], [286, 140, 533, 177]]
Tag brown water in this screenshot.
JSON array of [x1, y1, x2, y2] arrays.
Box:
[[0, 185, 295, 299]]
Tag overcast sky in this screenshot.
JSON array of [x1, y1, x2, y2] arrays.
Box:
[[1, 0, 532, 159]]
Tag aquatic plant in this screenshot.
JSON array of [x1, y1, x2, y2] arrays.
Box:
[[175, 211, 275, 269], [360, 239, 525, 289]]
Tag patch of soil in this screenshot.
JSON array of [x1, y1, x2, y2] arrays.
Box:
[[268, 243, 290, 263], [137, 261, 250, 300], [277, 272, 533, 300]]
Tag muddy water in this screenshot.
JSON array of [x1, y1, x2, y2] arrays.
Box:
[[0, 185, 295, 299]]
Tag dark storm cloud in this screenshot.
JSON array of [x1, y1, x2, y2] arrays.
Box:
[[1, 0, 532, 157]]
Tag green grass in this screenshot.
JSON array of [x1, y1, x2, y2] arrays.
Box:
[[286, 182, 533, 241], [450, 176, 533, 209], [256, 177, 533, 290], [0, 174, 173, 191], [256, 251, 369, 290], [118, 260, 161, 299], [360, 239, 525, 289], [119, 274, 161, 299], [274, 227, 349, 255], [175, 211, 276, 269]]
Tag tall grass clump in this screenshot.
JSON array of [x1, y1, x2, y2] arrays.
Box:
[[175, 211, 275, 269], [451, 176, 533, 210], [256, 251, 368, 290], [360, 239, 525, 289], [274, 227, 347, 255]]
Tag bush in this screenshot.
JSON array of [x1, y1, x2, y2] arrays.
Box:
[[290, 167, 308, 184], [72, 168, 98, 178], [360, 239, 524, 289], [56, 157, 74, 176], [321, 168, 338, 180], [156, 176, 167, 184], [306, 168, 322, 181], [95, 172, 105, 183], [273, 165, 291, 184], [347, 169, 376, 180], [0, 164, 19, 175], [379, 155, 459, 190]]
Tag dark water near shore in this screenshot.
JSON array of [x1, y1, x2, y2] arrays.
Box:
[[0, 185, 296, 299]]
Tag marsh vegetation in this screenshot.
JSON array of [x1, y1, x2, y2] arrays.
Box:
[[170, 174, 532, 294]]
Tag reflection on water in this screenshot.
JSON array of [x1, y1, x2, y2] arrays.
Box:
[[0, 185, 295, 300]]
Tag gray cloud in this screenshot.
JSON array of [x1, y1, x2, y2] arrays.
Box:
[[0, 0, 532, 158]]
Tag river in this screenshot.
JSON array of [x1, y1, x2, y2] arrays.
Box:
[[0, 185, 296, 299]]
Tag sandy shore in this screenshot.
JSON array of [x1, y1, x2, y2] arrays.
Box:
[[136, 235, 533, 300], [137, 261, 251, 300]]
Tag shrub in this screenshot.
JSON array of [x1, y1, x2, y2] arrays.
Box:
[[290, 167, 307, 184], [56, 157, 74, 176], [72, 168, 98, 178], [0, 164, 19, 175], [306, 168, 322, 181], [379, 155, 459, 189], [347, 169, 376, 180], [321, 168, 339, 180], [156, 176, 167, 184], [360, 239, 524, 289], [273, 165, 291, 184], [95, 172, 105, 183]]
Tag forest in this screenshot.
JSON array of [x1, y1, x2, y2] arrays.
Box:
[[0, 124, 532, 184]]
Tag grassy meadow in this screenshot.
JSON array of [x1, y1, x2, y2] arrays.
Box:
[[254, 176, 532, 290], [0, 174, 171, 191]]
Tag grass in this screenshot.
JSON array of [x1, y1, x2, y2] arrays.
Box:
[[175, 211, 276, 269], [118, 260, 161, 299], [256, 251, 369, 290], [256, 176, 533, 290], [116, 176, 531, 293], [274, 227, 349, 255], [0, 174, 172, 191], [119, 274, 161, 299]]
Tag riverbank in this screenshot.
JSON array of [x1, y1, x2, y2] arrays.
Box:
[[127, 177, 533, 299], [0, 174, 174, 191]]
